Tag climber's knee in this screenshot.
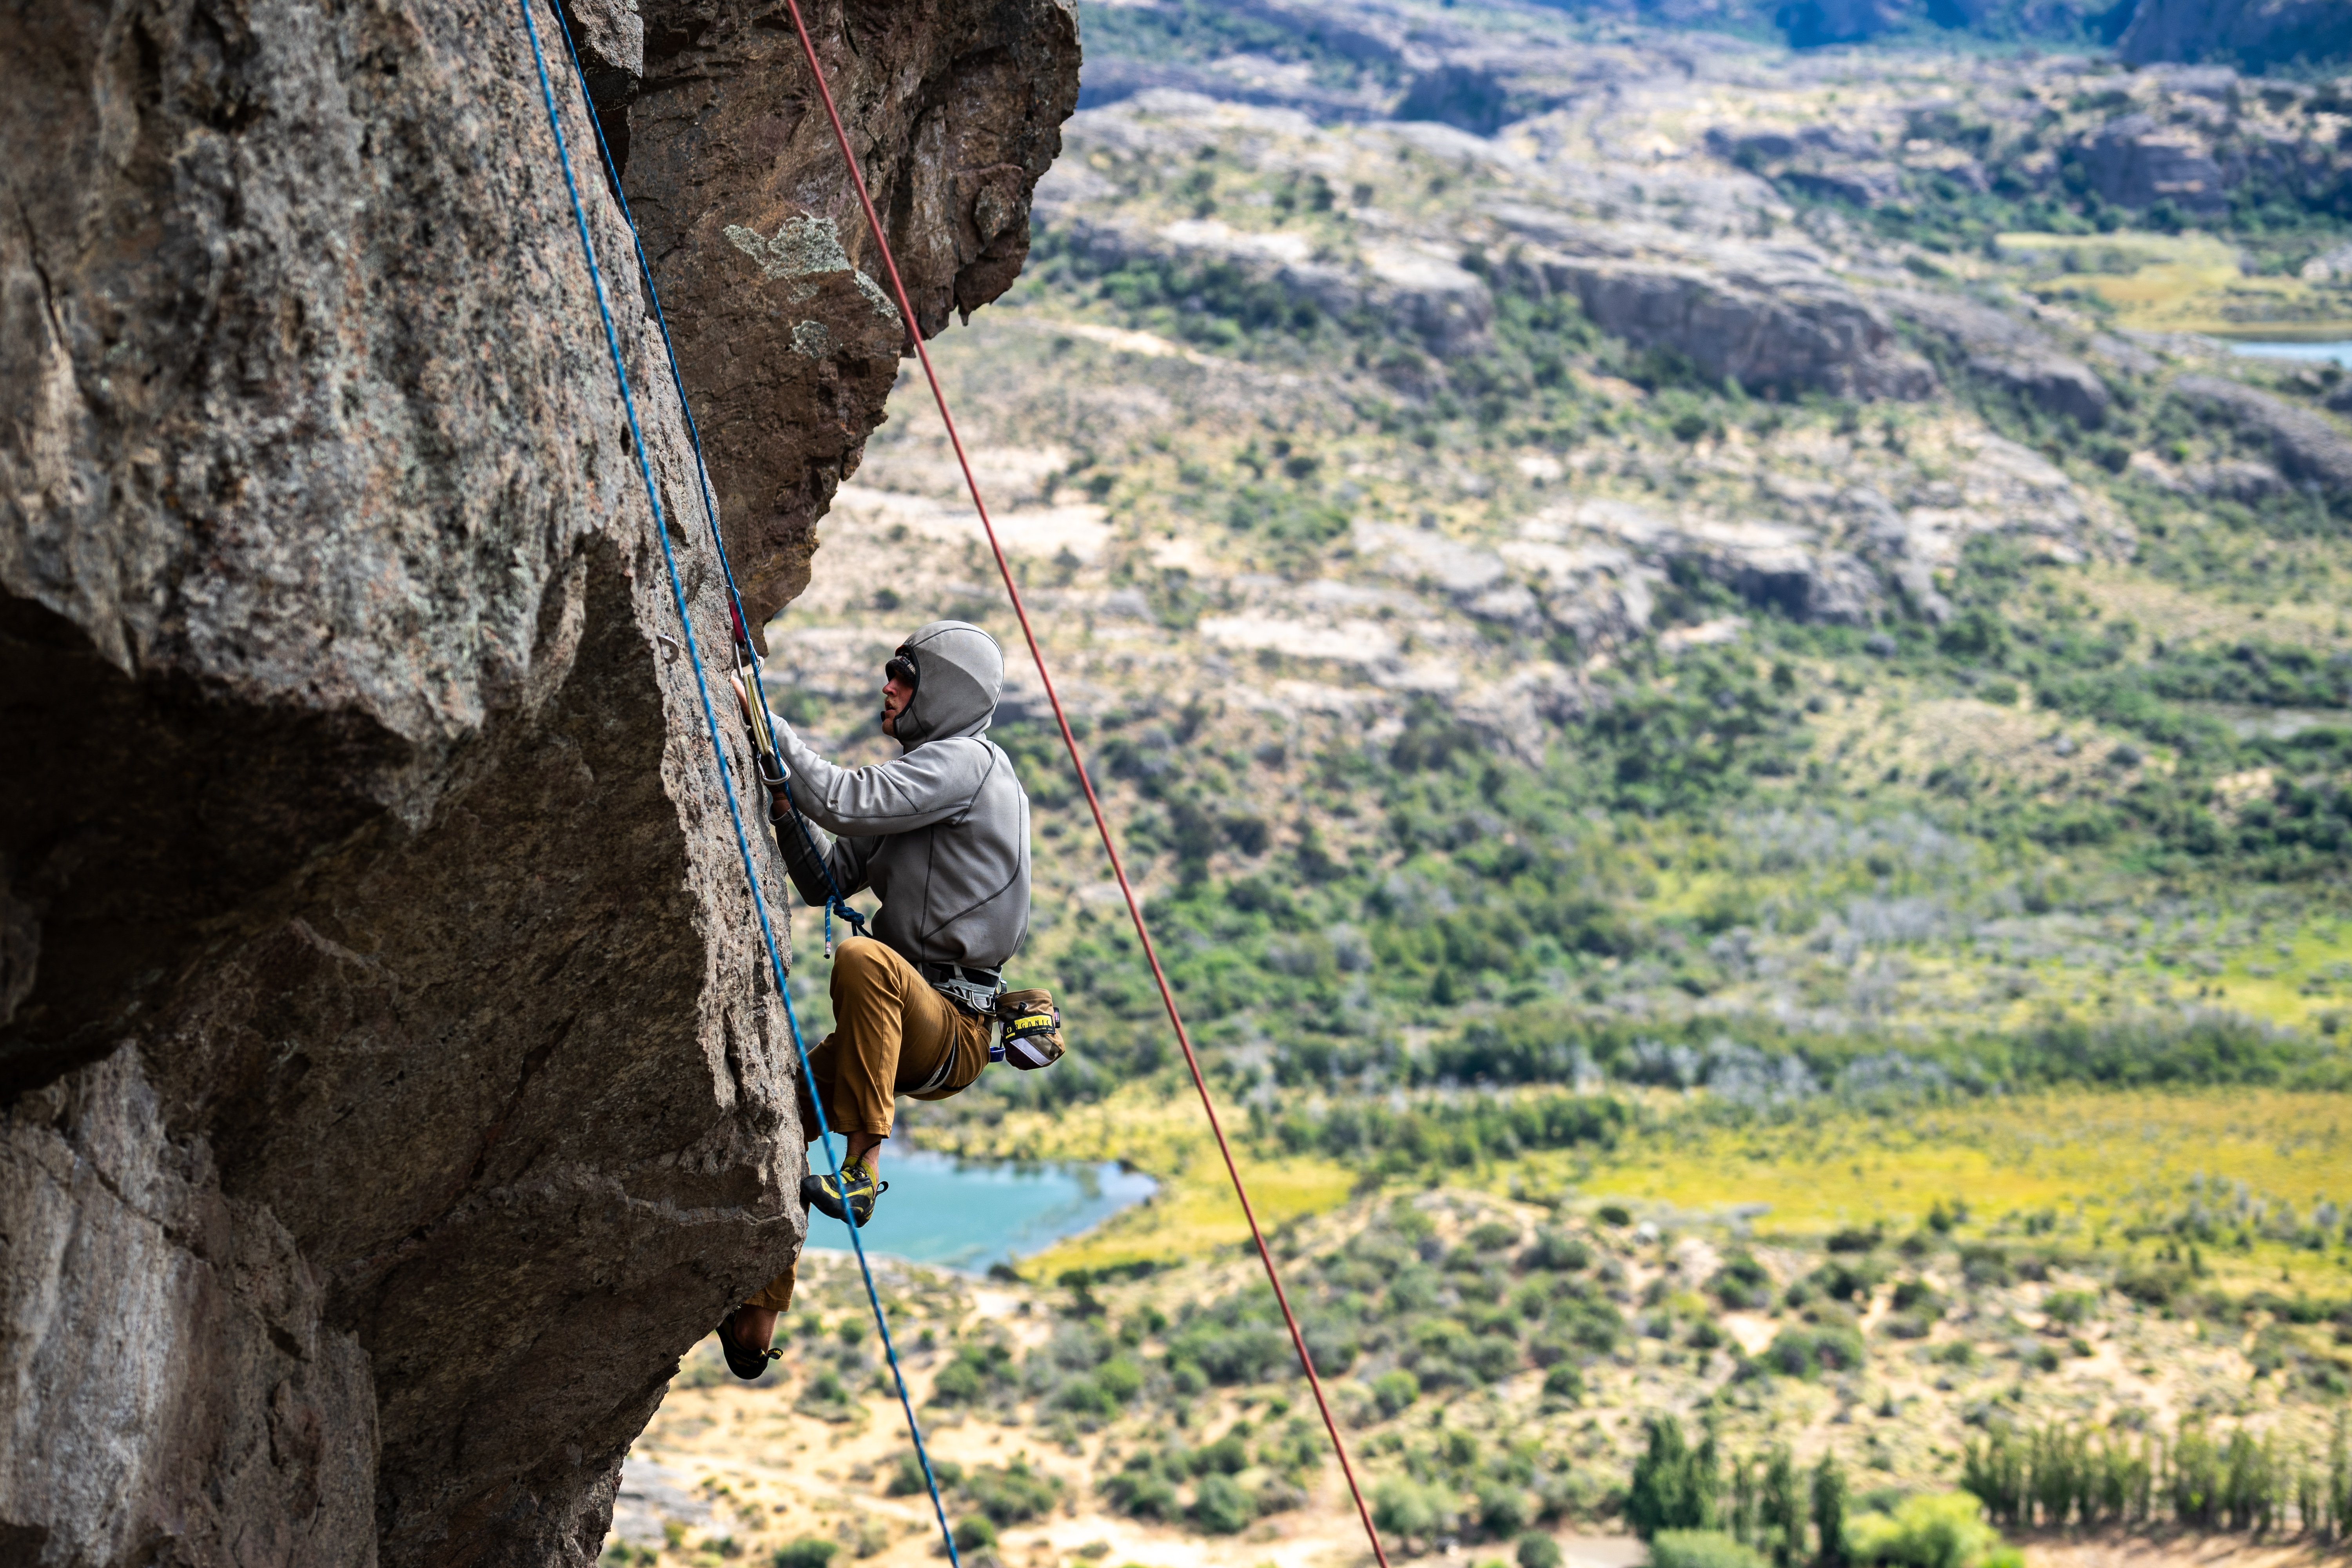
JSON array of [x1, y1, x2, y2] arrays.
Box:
[[831, 936, 914, 1012], [831, 935, 888, 996]]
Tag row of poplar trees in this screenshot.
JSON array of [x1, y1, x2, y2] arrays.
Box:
[[1632, 1412, 2352, 1549], [1962, 1417, 2352, 1537]]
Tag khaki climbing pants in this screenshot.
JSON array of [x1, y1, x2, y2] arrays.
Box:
[[748, 936, 991, 1311]]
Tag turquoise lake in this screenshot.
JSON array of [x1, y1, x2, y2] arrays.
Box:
[[2227, 340, 2352, 366], [801, 1137, 1157, 1273]]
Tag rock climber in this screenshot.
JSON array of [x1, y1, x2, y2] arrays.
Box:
[[717, 620, 1034, 1380]]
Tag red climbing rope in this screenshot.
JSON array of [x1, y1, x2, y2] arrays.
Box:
[[775, 8, 1392, 1565]]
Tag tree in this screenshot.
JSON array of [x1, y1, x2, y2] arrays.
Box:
[[1762, 1448, 1806, 1568], [1812, 1455, 1848, 1568], [1731, 1455, 1757, 1546], [1630, 1417, 1721, 1539]]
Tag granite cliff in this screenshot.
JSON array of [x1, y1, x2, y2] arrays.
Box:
[[0, 1, 1076, 1564]]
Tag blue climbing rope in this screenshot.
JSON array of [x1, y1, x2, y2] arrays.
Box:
[[513, 8, 963, 1563], [542, 15, 871, 956]]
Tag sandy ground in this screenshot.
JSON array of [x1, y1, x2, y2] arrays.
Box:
[[611, 1355, 2350, 1568], [615, 1336, 1411, 1568], [2020, 1532, 2340, 1568]]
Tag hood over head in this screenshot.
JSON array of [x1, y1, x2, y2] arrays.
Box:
[[892, 621, 1004, 748]]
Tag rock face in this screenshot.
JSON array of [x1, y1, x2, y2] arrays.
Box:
[[2173, 374, 2352, 491], [2081, 113, 2230, 213], [0, 2, 1074, 1565], [627, 0, 1081, 630], [2120, 0, 2352, 69], [1877, 289, 2112, 425], [1487, 210, 1938, 401]]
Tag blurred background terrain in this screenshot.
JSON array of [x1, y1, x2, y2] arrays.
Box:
[[608, 2, 2352, 1564]]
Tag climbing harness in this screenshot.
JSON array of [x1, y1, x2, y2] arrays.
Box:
[[771, 7, 1394, 1566], [516, 8, 964, 1564]]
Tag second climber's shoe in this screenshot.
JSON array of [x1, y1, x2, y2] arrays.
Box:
[[716, 1312, 782, 1382], [801, 1159, 887, 1228]]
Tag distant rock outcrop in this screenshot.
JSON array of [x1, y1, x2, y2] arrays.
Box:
[[2120, 0, 2352, 69], [0, 2, 1076, 1565], [1494, 430, 2126, 639], [2081, 113, 2231, 213], [1043, 192, 1498, 364], [1488, 209, 1938, 400], [2173, 375, 2352, 491], [1877, 290, 2113, 425]]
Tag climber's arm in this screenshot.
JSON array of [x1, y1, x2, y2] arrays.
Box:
[[770, 719, 982, 838]]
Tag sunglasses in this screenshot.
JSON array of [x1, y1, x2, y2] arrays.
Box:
[[885, 652, 920, 689]]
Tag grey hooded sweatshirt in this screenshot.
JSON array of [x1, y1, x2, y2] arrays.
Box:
[[768, 621, 1032, 973]]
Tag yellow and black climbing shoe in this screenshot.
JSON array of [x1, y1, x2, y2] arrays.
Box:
[[801, 1160, 886, 1227], [716, 1313, 783, 1382]]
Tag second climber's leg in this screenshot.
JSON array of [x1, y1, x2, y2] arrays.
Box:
[[718, 1264, 796, 1381]]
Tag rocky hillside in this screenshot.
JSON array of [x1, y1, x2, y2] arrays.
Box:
[[0, 3, 1074, 1565]]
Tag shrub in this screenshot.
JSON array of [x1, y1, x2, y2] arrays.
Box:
[[1809, 1259, 1887, 1303], [2117, 1260, 2183, 1316], [1373, 1369, 1421, 1417], [1479, 1482, 1532, 1537], [1766, 1326, 1866, 1377], [774, 1541, 838, 1568], [1052, 1378, 1117, 1416], [888, 1453, 965, 1497], [1890, 1280, 1945, 1318], [1845, 1492, 2006, 1568], [951, 1517, 997, 1553], [1523, 1232, 1592, 1272], [1463, 1335, 1524, 1382], [1554, 1297, 1624, 1354], [1542, 1364, 1585, 1402], [1469, 1221, 1523, 1251], [1192, 1474, 1255, 1535], [1711, 1253, 1773, 1310], [965, 1460, 1062, 1524], [2042, 1292, 2094, 1327], [1192, 1434, 1249, 1475], [1650, 1531, 1767, 1568], [1598, 1204, 1634, 1227], [1519, 1534, 1564, 1568], [1374, 1476, 1447, 1538], [1173, 1325, 1292, 1385], [1102, 1459, 1179, 1521], [1960, 1247, 2014, 1289], [1304, 1321, 1359, 1375], [930, 1342, 1009, 1406]]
